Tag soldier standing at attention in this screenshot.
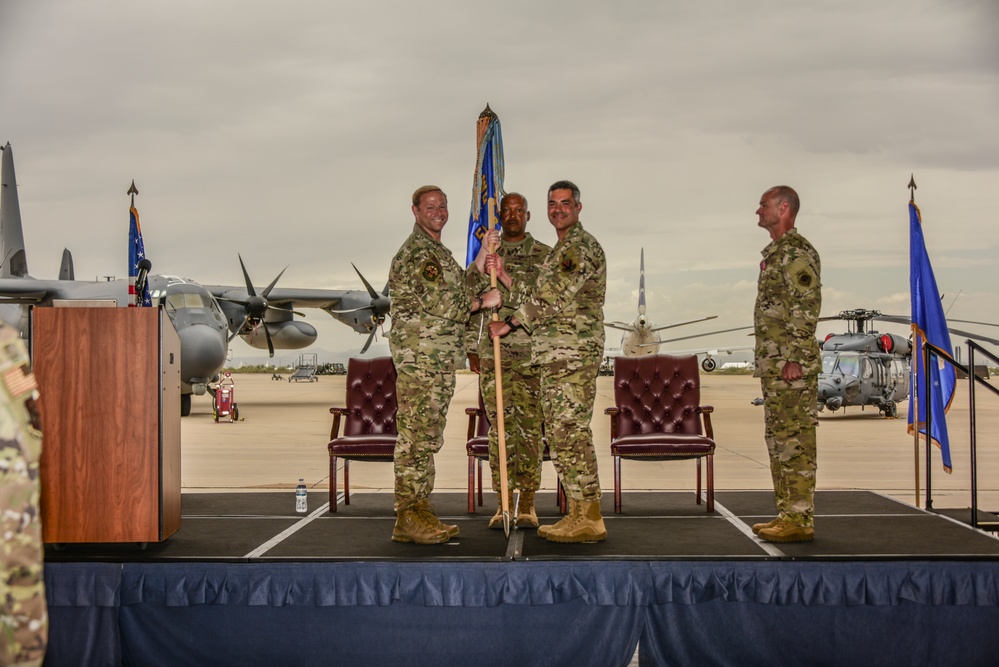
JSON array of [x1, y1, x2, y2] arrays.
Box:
[[0, 324, 47, 665], [467, 193, 551, 529], [488, 180, 607, 543], [751, 185, 822, 543], [389, 185, 501, 544]]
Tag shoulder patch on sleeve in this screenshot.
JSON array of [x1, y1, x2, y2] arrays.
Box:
[[421, 258, 442, 282], [786, 257, 818, 293]]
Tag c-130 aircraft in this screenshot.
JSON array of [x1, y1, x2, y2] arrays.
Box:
[[0, 142, 389, 415]]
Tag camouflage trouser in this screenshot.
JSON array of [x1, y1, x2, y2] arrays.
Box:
[[540, 357, 601, 501], [762, 376, 818, 527], [393, 364, 456, 512], [479, 347, 544, 493], [0, 420, 47, 665]]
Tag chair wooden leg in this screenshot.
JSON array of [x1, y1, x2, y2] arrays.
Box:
[[706, 453, 714, 513], [343, 460, 350, 506], [696, 457, 702, 505], [467, 455, 475, 513], [330, 455, 338, 513], [614, 456, 622, 514]]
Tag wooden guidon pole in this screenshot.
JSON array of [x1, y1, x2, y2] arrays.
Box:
[[487, 197, 512, 537]]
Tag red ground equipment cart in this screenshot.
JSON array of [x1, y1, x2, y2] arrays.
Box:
[[213, 372, 238, 423]]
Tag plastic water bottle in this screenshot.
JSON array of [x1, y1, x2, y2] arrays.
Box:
[[296, 478, 308, 513]]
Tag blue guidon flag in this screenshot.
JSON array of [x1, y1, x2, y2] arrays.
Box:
[[907, 199, 956, 472], [465, 105, 505, 267], [128, 205, 152, 306]]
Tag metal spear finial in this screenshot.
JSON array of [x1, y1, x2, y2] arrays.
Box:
[[127, 180, 139, 206], [908, 174, 917, 201]]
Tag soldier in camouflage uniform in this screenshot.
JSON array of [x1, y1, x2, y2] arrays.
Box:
[[467, 193, 551, 529], [389, 185, 501, 544], [0, 324, 47, 665], [751, 185, 822, 544], [488, 181, 607, 543]]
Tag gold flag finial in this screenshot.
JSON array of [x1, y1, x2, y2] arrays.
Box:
[[479, 104, 496, 119]]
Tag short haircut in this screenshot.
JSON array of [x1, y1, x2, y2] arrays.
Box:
[[501, 192, 528, 209], [766, 185, 799, 217], [412, 185, 446, 207], [548, 180, 580, 204]]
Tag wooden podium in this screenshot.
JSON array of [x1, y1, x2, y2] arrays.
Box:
[[32, 306, 182, 544]]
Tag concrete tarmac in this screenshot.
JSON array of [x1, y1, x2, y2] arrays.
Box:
[[182, 371, 999, 512]]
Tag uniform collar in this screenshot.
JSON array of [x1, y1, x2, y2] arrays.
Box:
[[760, 227, 798, 258]]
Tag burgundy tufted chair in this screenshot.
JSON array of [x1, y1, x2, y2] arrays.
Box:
[[327, 357, 398, 511], [604, 354, 715, 513], [465, 391, 565, 514]]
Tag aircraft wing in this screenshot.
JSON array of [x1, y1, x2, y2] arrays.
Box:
[[0, 278, 50, 303], [604, 321, 634, 331], [203, 285, 388, 335], [0, 277, 129, 304], [664, 345, 754, 356], [650, 315, 718, 333]]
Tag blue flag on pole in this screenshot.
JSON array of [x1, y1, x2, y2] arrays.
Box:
[[465, 105, 505, 267], [906, 200, 956, 472], [128, 205, 152, 306]]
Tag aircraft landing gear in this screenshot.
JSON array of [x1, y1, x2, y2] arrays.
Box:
[[701, 357, 717, 373]]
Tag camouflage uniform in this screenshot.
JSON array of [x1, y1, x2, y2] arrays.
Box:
[[389, 224, 471, 512], [0, 325, 47, 666], [466, 233, 551, 493], [754, 228, 822, 528], [511, 223, 606, 501]]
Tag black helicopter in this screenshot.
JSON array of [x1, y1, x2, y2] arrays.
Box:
[[817, 308, 999, 418]]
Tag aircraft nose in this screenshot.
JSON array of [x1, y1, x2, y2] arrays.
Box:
[[178, 323, 227, 383]]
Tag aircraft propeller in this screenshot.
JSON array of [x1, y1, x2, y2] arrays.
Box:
[[328, 263, 391, 354], [217, 254, 304, 357]]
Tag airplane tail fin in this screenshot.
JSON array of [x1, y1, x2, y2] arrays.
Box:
[[638, 247, 646, 316], [0, 143, 29, 278], [59, 248, 75, 281]]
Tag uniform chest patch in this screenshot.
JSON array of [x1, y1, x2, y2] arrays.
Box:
[[760, 260, 766, 272], [421, 259, 442, 282]]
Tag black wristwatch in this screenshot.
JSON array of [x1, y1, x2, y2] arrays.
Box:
[[504, 315, 519, 330]]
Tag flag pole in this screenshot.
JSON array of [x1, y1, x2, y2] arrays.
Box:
[[488, 203, 512, 536], [488, 199, 512, 537], [908, 174, 920, 506]]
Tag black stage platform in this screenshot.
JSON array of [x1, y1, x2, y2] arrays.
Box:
[[42, 491, 999, 666], [44, 489, 999, 562]]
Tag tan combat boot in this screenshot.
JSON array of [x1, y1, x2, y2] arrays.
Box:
[[545, 499, 607, 543], [516, 490, 539, 528], [758, 520, 814, 543], [751, 517, 781, 535], [415, 498, 459, 539], [392, 505, 450, 544], [538, 498, 579, 539]]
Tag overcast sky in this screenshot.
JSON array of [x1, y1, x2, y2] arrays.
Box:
[[2, 0, 997, 363]]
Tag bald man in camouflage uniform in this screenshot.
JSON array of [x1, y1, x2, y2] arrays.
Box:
[[467, 193, 551, 529], [751, 185, 822, 543], [0, 325, 47, 665], [489, 180, 607, 543], [389, 185, 500, 544]]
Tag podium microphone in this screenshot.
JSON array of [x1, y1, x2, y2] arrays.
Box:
[[135, 259, 152, 305]]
